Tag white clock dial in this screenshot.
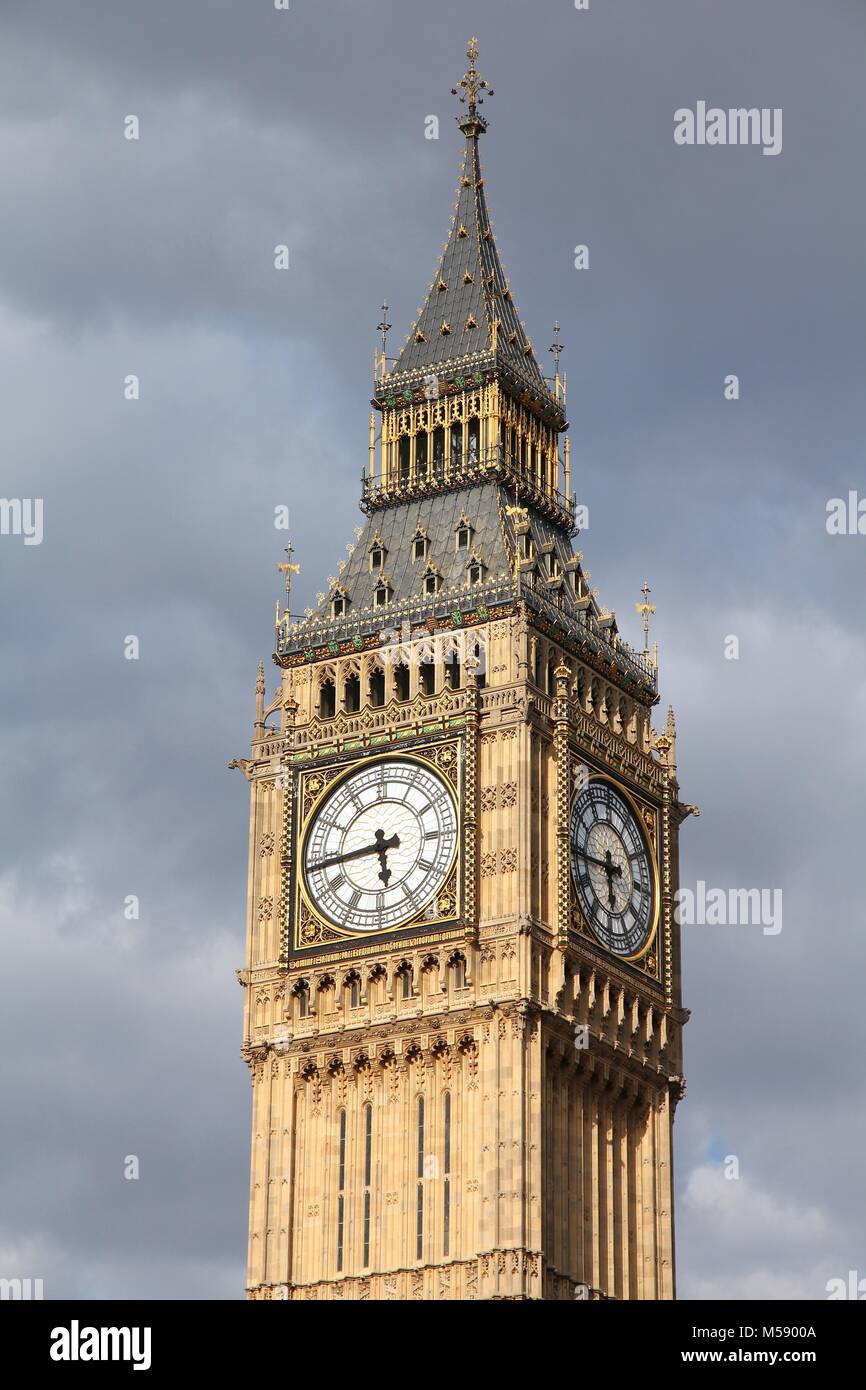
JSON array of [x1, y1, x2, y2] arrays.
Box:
[[303, 757, 458, 933], [570, 780, 656, 957]]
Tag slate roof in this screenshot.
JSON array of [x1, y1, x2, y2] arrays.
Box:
[[292, 484, 587, 639], [323, 483, 511, 614], [388, 125, 546, 389]]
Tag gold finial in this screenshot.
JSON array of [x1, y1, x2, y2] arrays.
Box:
[[451, 37, 493, 129], [505, 504, 529, 581], [277, 540, 301, 627], [635, 580, 656, 662], [255, 661, 265, 729], [376, 300, 391, 379]]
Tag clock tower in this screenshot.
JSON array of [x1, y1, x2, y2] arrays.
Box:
[[235, 39, 693, 1301]]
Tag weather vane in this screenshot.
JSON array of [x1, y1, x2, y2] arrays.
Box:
[[376, 300, 392, 379], [377, 300, 391, 356], [276, 540, 301, 630], [549, 322, 564, 373], [635, 581, 656, 662], [451, 37, 493, 121]]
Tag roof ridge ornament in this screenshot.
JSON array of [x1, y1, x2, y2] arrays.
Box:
[[451, 36, 493, 135]]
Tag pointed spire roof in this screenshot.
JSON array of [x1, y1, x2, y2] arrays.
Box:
[[385, 39, 549, 398]]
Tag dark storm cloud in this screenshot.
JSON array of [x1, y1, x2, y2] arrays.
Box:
[[0, 0, 864, 1298]]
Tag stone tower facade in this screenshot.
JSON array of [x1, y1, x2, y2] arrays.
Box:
[[234, 40, 692, 1302]]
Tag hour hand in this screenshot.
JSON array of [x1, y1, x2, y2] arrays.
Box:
[[579, 850, 623, 877], [374, 828, 399, 886]]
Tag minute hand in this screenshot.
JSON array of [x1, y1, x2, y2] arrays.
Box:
[[310, 831, 400, 872], [578, 850, 623, 876]]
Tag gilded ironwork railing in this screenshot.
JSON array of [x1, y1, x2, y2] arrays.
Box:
[[361, 445, 577, 534]]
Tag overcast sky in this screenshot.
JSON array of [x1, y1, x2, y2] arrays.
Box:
[[1, 0, 864, 1301]]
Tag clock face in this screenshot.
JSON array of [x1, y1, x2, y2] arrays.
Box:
[[570, 780, 656, 957], [302, 757, 458, 934]]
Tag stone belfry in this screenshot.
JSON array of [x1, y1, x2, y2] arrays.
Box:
[[235, 38, 692, 1301]]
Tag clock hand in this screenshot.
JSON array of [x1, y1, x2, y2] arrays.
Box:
[[578, 850, 623, 877], [606, 860, 616, 908], [374, 827, 398, 887], [309, 829, 400, 872]]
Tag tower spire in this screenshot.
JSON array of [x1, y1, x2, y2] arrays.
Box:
[[386, 38, 545, 391]]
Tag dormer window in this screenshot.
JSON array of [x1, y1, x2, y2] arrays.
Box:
[[519, 533, 534, 561], [547, 553, 561, 580], [369, 538, 386, 572], [331, 593, 347, 619], [374, 579, 391, 609], [412, 530, 429, 563], [455, 517, 474, 551], [466, 549, 486, 586], [422, 566, 442, 596]]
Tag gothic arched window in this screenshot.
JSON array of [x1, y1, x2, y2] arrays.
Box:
[[344, 672, 360, 713], [467, 417, 480, 463], [319, 679, 336, 720], [369, 668, 385, 707], [395, 664, 410, 702]]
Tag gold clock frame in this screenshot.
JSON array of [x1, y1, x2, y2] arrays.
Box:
[[290, 741, 464, 951], [569, 770, 661, 966]]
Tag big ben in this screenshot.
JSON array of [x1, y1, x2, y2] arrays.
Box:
[[234, 39, 693, 1302]]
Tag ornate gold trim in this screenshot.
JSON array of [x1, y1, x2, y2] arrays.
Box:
[[291, 742, 464, 951], [568, 770, 661, 967]]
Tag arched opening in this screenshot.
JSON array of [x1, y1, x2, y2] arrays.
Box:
[[395, 664, 410, 702], [445, 650, 461, 689], [419, 661, 436, 696], [474, 643, 486, 691], [432, 425, 445, 472], [369, 669, 385, 707], [467, 417, 480, 463], [415, 432, 428, 478], [345, 973, 361, 1010], [450, 420, 463, 469], [398, 434, 410, 483], [344, 673, 360, 713], [319, 679, 336, 720], [546, 656, 557, 696]]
